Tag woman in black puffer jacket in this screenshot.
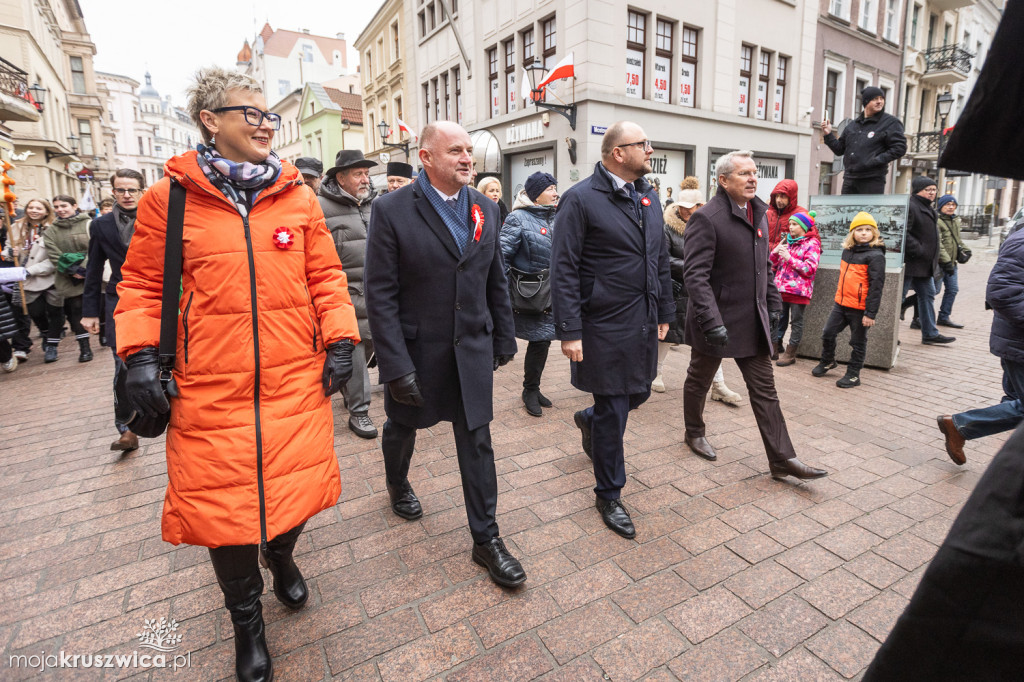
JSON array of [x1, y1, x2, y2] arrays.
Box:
[[500, 172, 558, 416]]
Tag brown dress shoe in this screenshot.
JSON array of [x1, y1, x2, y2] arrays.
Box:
[[768, 457, 827, 480], [936, 415, 966, 465], [685, 435, 717, 461], [110, 430, 139, 453]]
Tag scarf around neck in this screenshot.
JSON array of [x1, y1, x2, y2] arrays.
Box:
[[196, 143, 282, 217], [418, 170, 471, 253], [113, 204, 137, 246]]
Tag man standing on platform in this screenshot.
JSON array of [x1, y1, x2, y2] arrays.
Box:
[[682, 150, 827, 481], [364, 121, 525, 587], [821, 86, 907, 195], [551, 120, 675, 539]]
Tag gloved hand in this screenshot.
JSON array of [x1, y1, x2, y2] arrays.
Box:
[[704, 325, 729, 348], [941, 261, 956, 276], [388, 372, 424, 406], [769, 311, 782, 359], [125, 347, 175, 417], [493, 354, 514, 371], [322, 339, 355, 396]]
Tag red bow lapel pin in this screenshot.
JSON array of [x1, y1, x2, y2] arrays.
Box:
[[273, 226, 295, 249], [471, 204, 485, 242], [641, 196, 651, 206]]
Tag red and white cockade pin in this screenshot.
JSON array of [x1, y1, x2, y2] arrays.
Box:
[[757, 229, 763, 238], [540, 227, 548, 235], [640, 196, 651, 206], [273, 226, 295, 249], [471, 204, 485, 242]]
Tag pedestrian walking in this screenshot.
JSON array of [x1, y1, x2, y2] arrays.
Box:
[[45, 195, 92, 363], [937, 225, 1024, 465], [500, 171, 558, 417], [770, 211, 821, 367], [385, 161, 414, 192], [116, 66, 359, 682], [935, 194, 965, 328], [903, 176, 956, 345], [682, 150, 826, 480], [811, 212, 885, 388], [81, 169, 146, 454], [821, 86, 907, 194], [364, 121, 526, 588], [551, 120, 675, 539], [764, 179, 806, 252], [293, 156, 323, 194], [477, 176, 509, 224], [5, 199, 58, 361], [318, 148, 379, 439]]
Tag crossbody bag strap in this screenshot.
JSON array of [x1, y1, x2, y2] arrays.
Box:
[[159, 180, 186, 372]]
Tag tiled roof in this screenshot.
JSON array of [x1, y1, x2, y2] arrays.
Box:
[[261, 26, 347, 67], [237, 40, 251, 63], [323, 87, 363, 125]]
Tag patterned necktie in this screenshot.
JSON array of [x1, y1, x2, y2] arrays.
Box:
[[625, 183, 641, 222]]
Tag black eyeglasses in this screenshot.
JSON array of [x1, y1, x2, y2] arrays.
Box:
[[616, 140, 652, 151], [211, 106, 282, 130], [111, 188, 141, 196]]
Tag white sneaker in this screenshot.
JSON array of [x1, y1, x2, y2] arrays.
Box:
[[2, 357, 16, 373], [710, 380, 743, 405], [13, 350, 27, 363], [652, 375, 666, 393]]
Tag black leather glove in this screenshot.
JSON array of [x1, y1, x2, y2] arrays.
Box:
[[322, 339, 355, 396], [493, 354, 514, 371], [704, 325, 729, 348], [125, 347, 174, 417], [388, 372, 424, 406], [769, 310, 781, 340], [941, 261, 956, 275]]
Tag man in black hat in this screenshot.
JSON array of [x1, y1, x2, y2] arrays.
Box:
[[821, 86, 907, 195], [386, 162, 414, 193], [318, 149, 379, 438], [294, 157, 324, 194]]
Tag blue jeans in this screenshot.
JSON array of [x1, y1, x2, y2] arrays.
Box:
[[936, 268, 959, 321], [952, 358, 1024, 439], [903, 276, 938, 338]]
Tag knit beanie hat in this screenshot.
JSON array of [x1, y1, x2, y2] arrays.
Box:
[[861, 86, 885, 107], [525, 172, 557, 202], [937, 194, 958, 211], [788, 211, 815, 231], [849, 211, 878, 231], [912, 175, 937, 194]]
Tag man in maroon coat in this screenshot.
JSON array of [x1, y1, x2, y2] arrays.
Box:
[[681, 150, 826, 480]]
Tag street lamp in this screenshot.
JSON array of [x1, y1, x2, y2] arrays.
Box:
[[524, 58, 577, 130], [45, 134, 80, 163], [936, 91, 954, 190], [377, 120, 410, 157], [27, 82, 46, 112]]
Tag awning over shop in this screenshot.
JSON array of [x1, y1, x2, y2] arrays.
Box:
[[470, 129, 502, 174]]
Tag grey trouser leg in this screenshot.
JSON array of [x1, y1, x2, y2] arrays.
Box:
[[341, 340, 372, 416]]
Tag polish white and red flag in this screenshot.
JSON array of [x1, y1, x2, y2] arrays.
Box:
[[537, 52, 575, 89], [395, 114, 418, 142]]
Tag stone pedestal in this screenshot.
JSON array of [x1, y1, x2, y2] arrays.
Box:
[[795, 265, 904, 370]]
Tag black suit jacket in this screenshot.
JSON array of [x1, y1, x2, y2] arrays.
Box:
[[83, 212, 128, 318], [364, 179, 516, 431]]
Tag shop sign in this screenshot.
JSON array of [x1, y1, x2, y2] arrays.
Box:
[[505, 119, 544, 145], [625, 49, 643, 98], [653, 56, 671, 104]]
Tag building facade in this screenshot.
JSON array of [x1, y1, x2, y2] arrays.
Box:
[[810, 0, 906, 195], [297, 82, 365, 167]]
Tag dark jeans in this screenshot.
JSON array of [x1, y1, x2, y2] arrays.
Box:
[[25, 294, 63, 342], [841, 175, 886, 194], [579, 390, 650, 500], [775, 302, 807, 347], [821, 303, 869, 372], [684, 347, 795, 463], [952, 358, 1024, 440], [523, 340, 551, 390], [5, 291, 31, 352], [936, 268, 959, 321], [903, 276, 939, 338]]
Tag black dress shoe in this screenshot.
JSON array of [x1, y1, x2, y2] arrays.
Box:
[[596, 497, 636, 539], [386, 480, 423, 520], [472, 537, 526, 587], [522, 389, 543, 417], [537, 392, 553, 408], [684, 435, 717, 461], [574, 410, 593, 460], [922, 334, 956, 345], [909, 319, 921, 329], [937, 318, 964, 329], [768, 457, 828, 481]]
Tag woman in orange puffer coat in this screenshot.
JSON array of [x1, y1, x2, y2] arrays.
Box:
[[116, 67, 359, 682]]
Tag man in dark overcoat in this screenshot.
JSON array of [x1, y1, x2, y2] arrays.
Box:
[[903, 175, 956, 345], [364, 121, 525, 588], [682, 151, 826, 480], [551, 120, 675, 539]]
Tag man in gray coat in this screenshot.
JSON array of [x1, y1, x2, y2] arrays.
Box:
[[318, 150, 378, 439]]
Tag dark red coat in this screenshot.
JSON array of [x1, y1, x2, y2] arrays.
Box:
[[764, 179, 806, 251]]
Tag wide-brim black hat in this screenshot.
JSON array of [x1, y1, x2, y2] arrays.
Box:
[[326, 149, 377, 177]]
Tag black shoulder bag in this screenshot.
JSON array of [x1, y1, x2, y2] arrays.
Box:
[[508, 267, 552, 315], [126, 181, 186, 438]]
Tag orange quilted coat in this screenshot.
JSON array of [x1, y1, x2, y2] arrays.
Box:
[[115, 151, 359, 548]]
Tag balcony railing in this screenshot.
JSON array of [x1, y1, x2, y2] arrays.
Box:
[[0, 57, 34, 107], [910, 131, 943, 154], [924, 44, 974, 77]]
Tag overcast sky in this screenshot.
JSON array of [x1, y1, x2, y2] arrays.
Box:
[[79, 0, 384, 105]]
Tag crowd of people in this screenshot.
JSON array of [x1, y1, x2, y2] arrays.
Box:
[[4, 65, 1024, 681]]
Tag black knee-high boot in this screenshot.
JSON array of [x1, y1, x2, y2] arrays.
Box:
[[260, 523, 307, 610], [209, 544, 273, 682]]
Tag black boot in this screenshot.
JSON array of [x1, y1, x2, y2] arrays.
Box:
[[209, 545, 273, 682], [260, 523, 308, 610], [77, 337, 93, 363], [522, 340, 550, 416], [43, 342, 58, 363], [521, 388, 543, 417], [836, 369, 861, 388]]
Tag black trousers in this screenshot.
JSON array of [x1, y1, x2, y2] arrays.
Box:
[[821, 304, 868, 372], [207, 522, 306, 587], [841, 175, 886, 194], [684, 347, 795, 463], [24, 294, 63, 342], [5, 291, 32, 352], [49, 294, 88, 345], [579, 391, 650, 500], [523, 340, 550, 390], [381, 402, 499, 544]]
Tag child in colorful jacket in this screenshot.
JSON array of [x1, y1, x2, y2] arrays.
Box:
[[769, 211, 821, 366]]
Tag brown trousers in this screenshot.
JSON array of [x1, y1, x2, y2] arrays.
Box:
[[683, 348, 795, 463]]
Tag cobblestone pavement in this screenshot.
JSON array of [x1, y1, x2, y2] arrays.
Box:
[[0, 237, 1010, 681]]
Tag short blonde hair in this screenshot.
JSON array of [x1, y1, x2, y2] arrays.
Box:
[[476, 176, 501, 194], [186, 67, 263, 144], [842, 225, 884, 249]]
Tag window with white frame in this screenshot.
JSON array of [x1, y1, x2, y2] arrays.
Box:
[[302, 44, 313, 62], [756, 50, 770, 120], [738, 45, 752, 117], [488, 46, 499, 118], [858, 0, 876, 32], [774, 55, 787, 123], [653, 19, 673, 104], [884, 0, 900, 42], [680, 26, 698, 108], [823, 66, 845, 124], [829, 0, 850, 21], [625, 10, 646, 99]]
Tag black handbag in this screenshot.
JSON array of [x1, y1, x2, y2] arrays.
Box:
[[508, 266, 551, 315], [956, 244, 972, 264], [125, 180, 185, 438]]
